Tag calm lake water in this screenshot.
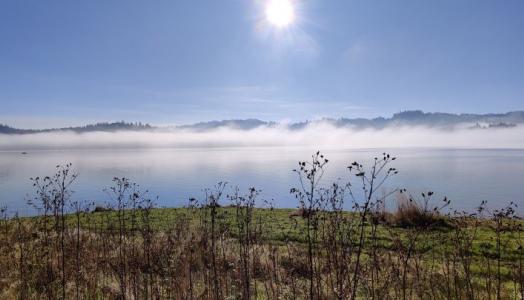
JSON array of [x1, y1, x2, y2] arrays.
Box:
[[0, 147, 523, 215]]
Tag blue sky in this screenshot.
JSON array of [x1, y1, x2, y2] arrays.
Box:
[[1, 0, 523, 128]]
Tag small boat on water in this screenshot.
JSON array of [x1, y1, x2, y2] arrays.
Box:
[[21, 152, 28, 155]]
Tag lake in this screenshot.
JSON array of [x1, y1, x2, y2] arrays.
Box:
[[0, 147, 522, 215]]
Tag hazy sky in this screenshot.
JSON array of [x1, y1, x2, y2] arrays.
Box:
[[1, 0, 523, 128]]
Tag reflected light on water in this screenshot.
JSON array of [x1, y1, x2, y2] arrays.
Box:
[[0, 147, 523, 215]]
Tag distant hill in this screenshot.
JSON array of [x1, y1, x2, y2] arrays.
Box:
[[286, 111, 524, 130], [1, 111, 523, 134], [323, 110, 524, 130], [177, 118, 275, 131], [0, 124, 31, 134], [0, 122, 153, 134]]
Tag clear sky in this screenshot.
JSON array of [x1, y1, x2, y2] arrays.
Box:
[[1, 0, 523, 128]]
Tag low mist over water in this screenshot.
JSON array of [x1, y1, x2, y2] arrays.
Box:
[[1, 124, 524, 150]]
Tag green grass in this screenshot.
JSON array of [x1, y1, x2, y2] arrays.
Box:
[[46, 206, 522, 264], [4, 206, 523, 298]]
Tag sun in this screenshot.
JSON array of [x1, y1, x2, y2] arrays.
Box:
[[265, 0, 295, 28]]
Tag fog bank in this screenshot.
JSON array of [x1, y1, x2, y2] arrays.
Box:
[[1, 124, 523, 150]]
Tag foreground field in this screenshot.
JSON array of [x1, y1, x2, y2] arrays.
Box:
[[1, 204, 522, 299], [0, 153, 522, 299]]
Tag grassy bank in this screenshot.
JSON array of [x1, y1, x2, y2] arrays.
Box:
[[76, 206, 522, 262], [2, 205, 523, 299]]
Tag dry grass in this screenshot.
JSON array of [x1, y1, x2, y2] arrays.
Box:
[[385, 192, 451, 229]]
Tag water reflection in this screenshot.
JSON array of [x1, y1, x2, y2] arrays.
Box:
[[0, 148, 522, 215]]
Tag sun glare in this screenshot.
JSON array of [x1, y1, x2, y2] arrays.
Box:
[[265, 0, 295, 28]]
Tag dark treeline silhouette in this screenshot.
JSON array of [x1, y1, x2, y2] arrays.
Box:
[[0, 121, 153, 135], [0, 152, 522, 299]]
